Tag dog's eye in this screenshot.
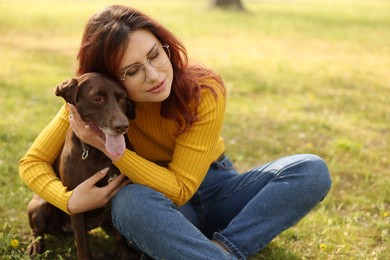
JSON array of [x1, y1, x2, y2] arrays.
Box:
[[92, 96, 104, 104]]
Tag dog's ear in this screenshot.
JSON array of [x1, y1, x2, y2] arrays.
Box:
[[54, 78, 79, 104], [125, 99, 136, 120]]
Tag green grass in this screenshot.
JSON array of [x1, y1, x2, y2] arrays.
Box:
[[1, 0, 389, 259]]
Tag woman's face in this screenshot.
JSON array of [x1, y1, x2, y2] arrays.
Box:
[[119, 29, 173, 103]]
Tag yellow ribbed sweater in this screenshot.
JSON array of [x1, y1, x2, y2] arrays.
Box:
[[19, 78, 226, 214]]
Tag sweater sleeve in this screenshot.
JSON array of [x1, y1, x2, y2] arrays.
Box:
[[114, 80, 226, 206], [19, 104, 73, 214]]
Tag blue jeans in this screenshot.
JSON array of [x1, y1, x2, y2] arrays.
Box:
[[112, 154, 332, 259]]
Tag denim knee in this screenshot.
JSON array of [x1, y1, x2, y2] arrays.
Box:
[[111, 184, 150, 239], [302, 154, 332, 199]]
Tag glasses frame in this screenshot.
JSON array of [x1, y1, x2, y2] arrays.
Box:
[[120, 44, 170, 87]]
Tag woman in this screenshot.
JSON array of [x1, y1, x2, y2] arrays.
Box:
[[20, 5, 332, 259]]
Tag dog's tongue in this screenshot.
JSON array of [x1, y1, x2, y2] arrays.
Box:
[[104, 133, 126, 157]]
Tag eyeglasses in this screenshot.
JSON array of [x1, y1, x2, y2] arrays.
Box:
[[120, 44, 170, 87]]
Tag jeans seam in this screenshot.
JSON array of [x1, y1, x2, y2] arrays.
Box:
[[213, 232, 245, 259]]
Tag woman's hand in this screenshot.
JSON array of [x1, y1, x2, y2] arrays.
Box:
[[67, 168, 131, 214], [68, 103, 122, 161], [68, 103, 105, 151]]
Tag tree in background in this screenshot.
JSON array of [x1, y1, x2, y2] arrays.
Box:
[[210, 0, 246, 11]]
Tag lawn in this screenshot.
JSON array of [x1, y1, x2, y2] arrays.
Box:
[[0, 0, 389, 259]]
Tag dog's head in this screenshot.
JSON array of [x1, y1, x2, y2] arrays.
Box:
[[55, 72, 135, 157]]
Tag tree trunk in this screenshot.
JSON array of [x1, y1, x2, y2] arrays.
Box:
[[211, 0, 246, 11]]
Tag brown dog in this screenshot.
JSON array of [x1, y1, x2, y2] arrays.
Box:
[[26, 73, 138, 259]]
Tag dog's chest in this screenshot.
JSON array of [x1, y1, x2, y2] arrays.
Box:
[[59, 141, 120, 189]]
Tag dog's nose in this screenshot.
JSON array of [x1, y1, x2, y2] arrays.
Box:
[[114, 123, 129, 133]]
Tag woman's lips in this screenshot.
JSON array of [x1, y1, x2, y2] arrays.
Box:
[[147, 79, 166, 93]]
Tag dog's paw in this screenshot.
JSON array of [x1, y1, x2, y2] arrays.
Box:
[[26, 237, 44, 257]]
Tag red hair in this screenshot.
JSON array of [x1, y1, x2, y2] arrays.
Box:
[[77, 5, 225, 133]]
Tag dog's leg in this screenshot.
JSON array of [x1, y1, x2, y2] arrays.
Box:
[[70, 214, 92, 260], [112, 228, 141, 260], [26, 229, 45, 257], [26, 195, 50, 257], [27, 194, 72, 257]]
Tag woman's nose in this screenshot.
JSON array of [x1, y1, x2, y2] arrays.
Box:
[[144, 62, 159, 83]]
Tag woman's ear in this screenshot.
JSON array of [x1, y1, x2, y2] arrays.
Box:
[[126, 99, 136, 120]]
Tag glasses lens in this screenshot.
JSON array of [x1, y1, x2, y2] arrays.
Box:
[[123, 64, 145, 87], [150, 45, 170, 68]]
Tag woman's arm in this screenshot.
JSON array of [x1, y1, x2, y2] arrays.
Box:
[[19, 104, 129, 214], [19, 105, 72, 213]]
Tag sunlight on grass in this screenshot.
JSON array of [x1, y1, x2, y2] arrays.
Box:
[[1, 0, 389, 259]]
